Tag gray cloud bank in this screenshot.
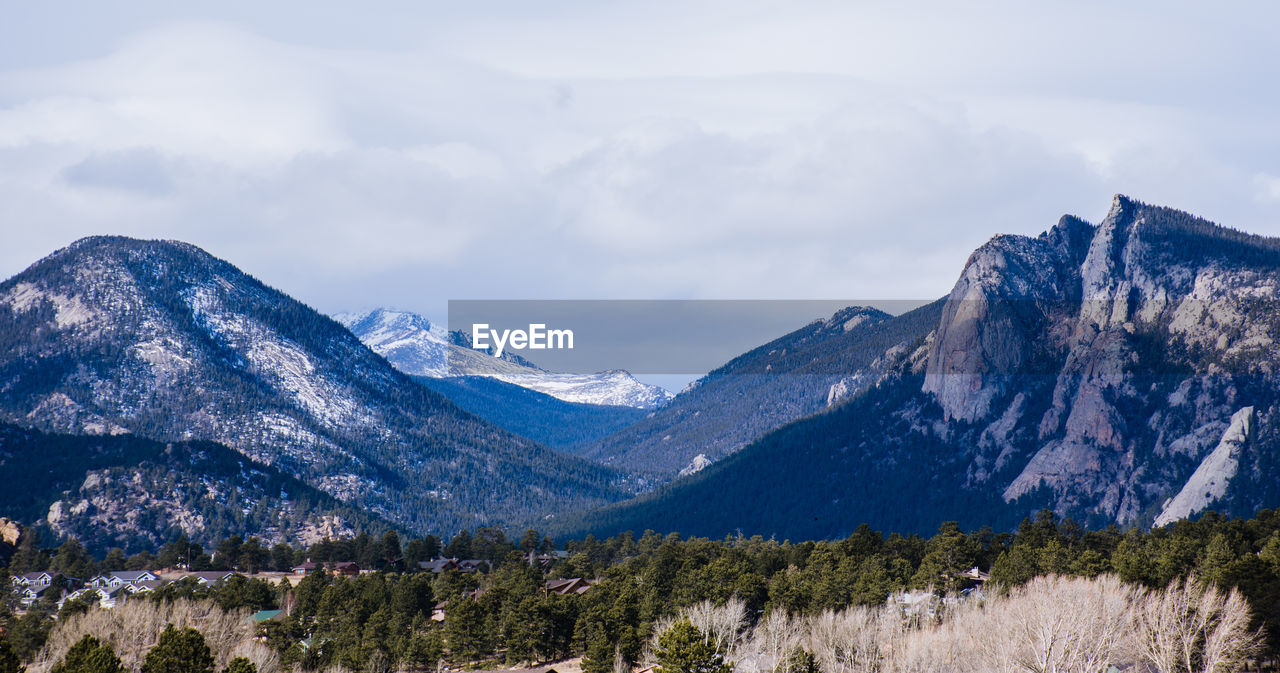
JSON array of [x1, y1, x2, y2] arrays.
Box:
[[3, 2, 1280, 322]]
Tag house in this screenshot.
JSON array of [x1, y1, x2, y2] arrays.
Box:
[[107, 570, 159, 585], [960, 567, 990, 583], [329, 562, 360, 577], [100, 583, 135, 608], [430, 601, 447, 622], [184, 571, 235, 586], [13, 571, 57, 586], [18, 582, 60, 608], [291, 561, 320, 575], [457, 559, 486, 573], [543, 578, 593, 596], [418, 558, 459, 574], [59, 587, 95, 608]]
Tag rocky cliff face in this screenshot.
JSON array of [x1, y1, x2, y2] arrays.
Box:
[[925, 195, 1280, 526]]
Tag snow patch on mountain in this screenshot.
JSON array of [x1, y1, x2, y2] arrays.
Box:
[[336, 308, 673, 409], [334, 309, 451, 377]]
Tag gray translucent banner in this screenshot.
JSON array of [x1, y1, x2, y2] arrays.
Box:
[[447, 299, 929, 375], [446, 298, 1280, 378]]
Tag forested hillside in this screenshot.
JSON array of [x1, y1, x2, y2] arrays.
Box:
[[583, 303, 943, 479], [413, 376, 645, 452], [4, 511, 1280, 671], [0, 423, 385, 552]]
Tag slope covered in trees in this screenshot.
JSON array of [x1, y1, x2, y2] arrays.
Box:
[[0, 423, 387, 553], [583, 302, 943, 479], [413, 376, 645, 453]]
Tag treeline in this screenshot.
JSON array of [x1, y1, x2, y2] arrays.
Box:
[[6, 510, 1280, 671], [3, 527, 521, 579], [0, 423, 386, 556]]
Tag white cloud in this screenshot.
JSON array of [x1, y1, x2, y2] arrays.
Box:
[[1, 5, 1279, 320]]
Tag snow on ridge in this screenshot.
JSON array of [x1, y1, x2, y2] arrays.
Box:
[[337, 307, 673, 409], [1154, 406, 1254, 527], [336, 309, 451, 377], [188, 285, 369, 429], [494, 370, 673, 409]]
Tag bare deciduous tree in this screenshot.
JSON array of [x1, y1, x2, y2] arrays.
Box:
[[647, 598, 749, 666], [1132, 574, 1261, 673], [647, 575, 1259, 673], [32, 599, 277, 673]]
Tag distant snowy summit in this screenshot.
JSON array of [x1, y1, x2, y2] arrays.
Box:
[[335, 308, 674, 410], [334, 309, 452, 377]]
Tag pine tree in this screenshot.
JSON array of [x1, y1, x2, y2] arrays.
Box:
[[223, 657, 256, 673], [141, 625, 214, 673], [582, 632, 613, 673], [0, 639, 22, 673], [50, 539, 97, 581], [653, 620, 731, 673], [51, 635, 122, 673], [778, 648, 818, 673]]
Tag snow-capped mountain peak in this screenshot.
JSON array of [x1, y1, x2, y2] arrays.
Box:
[[336, 308, 673, 409], [333, 308, 451, 377]]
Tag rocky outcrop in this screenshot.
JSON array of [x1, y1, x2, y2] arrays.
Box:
[[557, 196, 1280, 540], [1154, 407, 1255, 527], [928, 195, 1280, 525], [923, 215, 1092, 422], [0, 517, 20, 546]]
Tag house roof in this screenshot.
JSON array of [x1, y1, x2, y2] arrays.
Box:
[[544, 578, 594, 595], [110, 570, 157, 582], [249, 609, 285, 622], [185, 571, 235, 583], [23, 583, 56, 597], [419, 558, 459, 572]]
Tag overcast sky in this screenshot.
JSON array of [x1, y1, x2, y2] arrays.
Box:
[[4, 1, 1280, 323]]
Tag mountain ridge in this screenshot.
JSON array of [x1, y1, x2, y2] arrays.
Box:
[[560, 195, 1280, 539], [0, 235, 627, 537]]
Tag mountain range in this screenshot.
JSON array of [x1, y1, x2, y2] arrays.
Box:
[[0, 236, 625, 546], [562, 196, 1280, 539], [4, 195, 1280, 550], [579, 303, 943, 479]]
